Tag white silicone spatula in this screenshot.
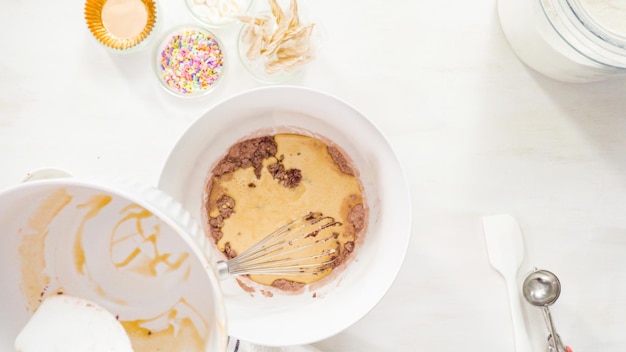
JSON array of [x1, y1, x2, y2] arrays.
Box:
[[482, 214, 531, 352], [14, 294, 133, 352]]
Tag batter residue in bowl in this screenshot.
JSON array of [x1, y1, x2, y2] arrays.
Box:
[[204, 133, 367, 290], [18, 188, 212, 351]]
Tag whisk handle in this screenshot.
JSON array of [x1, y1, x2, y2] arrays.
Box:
[[216, 260, 229, 281]]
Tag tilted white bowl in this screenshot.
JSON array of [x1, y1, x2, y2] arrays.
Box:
[[0, 178, 227, 351], [158, 86, 412, 346]]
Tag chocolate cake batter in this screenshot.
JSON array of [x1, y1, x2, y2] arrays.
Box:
[[204, 133, 367, 289]]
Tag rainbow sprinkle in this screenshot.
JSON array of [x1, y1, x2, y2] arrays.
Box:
[[158, 28, 224, 95]]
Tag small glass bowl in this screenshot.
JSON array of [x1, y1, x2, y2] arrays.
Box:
[[84, 0, 160, 53], [237, 20, 302, 84], [153, 25, 227, 98], [185, 0, 255, 29], [237, 3, 321, 84]]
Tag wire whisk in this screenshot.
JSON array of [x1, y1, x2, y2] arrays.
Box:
[[215, 212, 342, 280]]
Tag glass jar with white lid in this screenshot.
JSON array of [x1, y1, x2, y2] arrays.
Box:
[[498, 0, 626, 82]]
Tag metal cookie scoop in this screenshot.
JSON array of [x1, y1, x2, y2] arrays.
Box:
[[522, 269, 572, 352]]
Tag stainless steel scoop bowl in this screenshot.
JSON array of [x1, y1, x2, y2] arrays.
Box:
[[523, 269, 561, 306]]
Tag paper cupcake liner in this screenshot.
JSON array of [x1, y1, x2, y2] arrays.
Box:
[[84, 0, 158, 51]]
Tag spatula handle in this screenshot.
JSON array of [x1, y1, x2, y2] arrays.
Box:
[[506, 276, 532, 352]]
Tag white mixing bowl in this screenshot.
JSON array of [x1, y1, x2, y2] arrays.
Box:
[[158, 86, 412, 346], [0, 178, 227, 351]]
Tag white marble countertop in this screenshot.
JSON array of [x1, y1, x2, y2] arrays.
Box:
[[2, 0, 626, 350]]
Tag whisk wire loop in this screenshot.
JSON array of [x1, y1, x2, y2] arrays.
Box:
[[216, 213, 342, 280]]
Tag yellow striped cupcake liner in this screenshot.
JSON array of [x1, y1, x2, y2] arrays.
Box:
[[85, 0, 158, 51]]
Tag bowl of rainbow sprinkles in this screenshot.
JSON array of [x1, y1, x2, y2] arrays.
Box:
[[153, 25, 226, 98]]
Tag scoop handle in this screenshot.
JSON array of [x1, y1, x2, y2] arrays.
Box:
[[506, 276, 532, 352], [543, 307, 571, 352]]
